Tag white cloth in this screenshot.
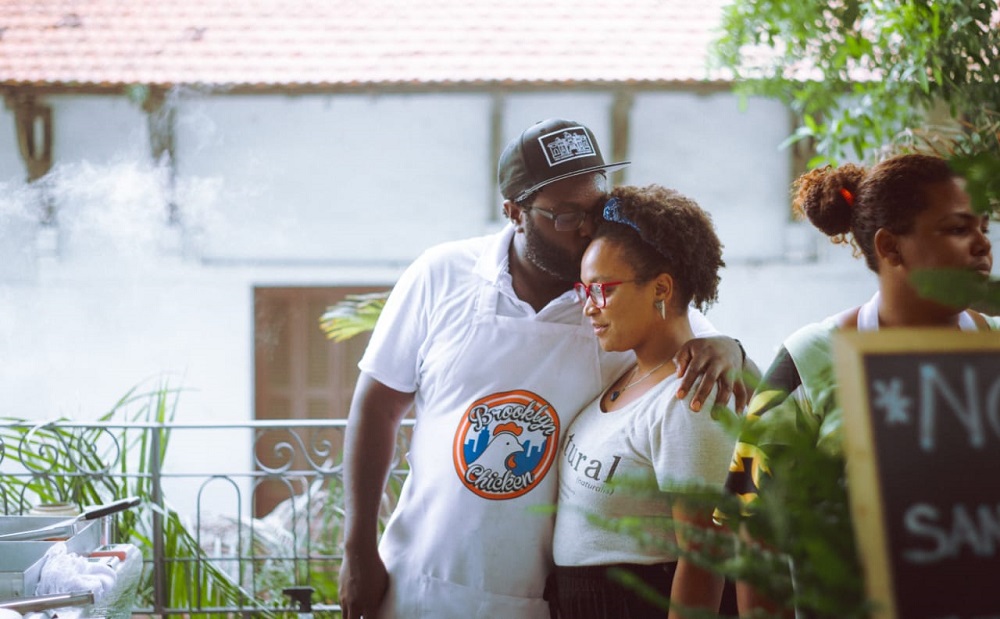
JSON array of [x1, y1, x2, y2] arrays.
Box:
[[359, 225, 719, 619], [34, 543, 117, 602], [552, 373, 734, 566]]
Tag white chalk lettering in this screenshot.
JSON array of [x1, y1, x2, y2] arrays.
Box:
[[918, 363, 995, 451], [990, 376, 1000, 440], [903, 501, 1000, 564], [903, 503, 948, 563]]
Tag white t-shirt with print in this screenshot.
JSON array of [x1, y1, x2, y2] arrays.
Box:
[[553, 372, 734, 567]]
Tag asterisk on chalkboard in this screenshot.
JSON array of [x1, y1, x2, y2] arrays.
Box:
[[872, 378, 912, 425]]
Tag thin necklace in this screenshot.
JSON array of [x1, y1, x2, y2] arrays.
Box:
[[609, 361, 668, 402]]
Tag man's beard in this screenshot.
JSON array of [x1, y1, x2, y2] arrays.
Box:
[[523, 223, 583, 283]]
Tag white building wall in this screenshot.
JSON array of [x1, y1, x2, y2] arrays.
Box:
[[176, 93, 499, 263], [49, 97, 151, 164], [625, 91, 881, 363], [629, 92, 791, 261], [0, 104, 21, 175], [502, 92, 615, 155]]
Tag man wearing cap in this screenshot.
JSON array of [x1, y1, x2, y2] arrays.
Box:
[[338, 118, 751, 619]]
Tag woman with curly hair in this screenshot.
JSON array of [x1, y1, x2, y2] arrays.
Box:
[[549, 184, 736, 619], [722, 153, 995, 617]]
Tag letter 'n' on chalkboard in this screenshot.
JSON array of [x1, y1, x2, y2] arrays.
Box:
[[834, 330, 1000, 619]]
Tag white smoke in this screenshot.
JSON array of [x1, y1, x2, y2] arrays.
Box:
[[40, 158, 170, 263], [0, 181, 37, 278]]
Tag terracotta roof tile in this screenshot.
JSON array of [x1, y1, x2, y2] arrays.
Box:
[[0, 0, 730, 90]]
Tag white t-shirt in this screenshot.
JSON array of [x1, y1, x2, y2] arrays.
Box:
[[553, 372, 735, 567]]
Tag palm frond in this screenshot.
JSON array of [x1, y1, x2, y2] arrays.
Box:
[[319, 291, 389, 342]]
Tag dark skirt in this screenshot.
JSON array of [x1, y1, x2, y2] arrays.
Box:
[[547, 562, 678, 619]]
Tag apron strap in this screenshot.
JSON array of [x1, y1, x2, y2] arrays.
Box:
[[967, 309, 990, 331]]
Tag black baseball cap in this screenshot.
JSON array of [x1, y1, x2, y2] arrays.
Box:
[[498, 118, 630, 202]]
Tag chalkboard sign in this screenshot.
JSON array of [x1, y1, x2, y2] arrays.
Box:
[[834, 330, 1000, 619]]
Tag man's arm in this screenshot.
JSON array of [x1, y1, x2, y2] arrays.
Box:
[[338, 373, 414, 619], [674, 336, 761, 413]]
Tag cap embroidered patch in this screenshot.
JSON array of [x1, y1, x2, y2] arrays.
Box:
[[453, 390, 560, 500], [538, 127, 597, 167]]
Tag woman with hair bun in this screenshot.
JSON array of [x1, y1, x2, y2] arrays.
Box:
[[549, 184, 737, 619], [720, 153, 996, 616]]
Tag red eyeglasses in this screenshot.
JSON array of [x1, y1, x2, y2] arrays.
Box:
[[574, 280, 640, 308]]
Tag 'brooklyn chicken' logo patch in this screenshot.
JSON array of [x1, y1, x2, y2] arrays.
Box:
[[453, 390, 560, 500]]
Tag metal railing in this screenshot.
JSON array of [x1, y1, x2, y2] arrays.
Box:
[[0, 417, 412, 618]]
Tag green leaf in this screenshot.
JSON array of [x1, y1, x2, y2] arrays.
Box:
[[710, 0, 1000, 166], [909, 269, 1000, 309], [948, 152, 1000, 214], [318, 291, 389, 342]]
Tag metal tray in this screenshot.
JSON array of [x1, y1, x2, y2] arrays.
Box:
[[0, 517, 101, 600]]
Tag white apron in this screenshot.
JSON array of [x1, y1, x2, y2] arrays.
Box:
[[375, 283, 627, 618]]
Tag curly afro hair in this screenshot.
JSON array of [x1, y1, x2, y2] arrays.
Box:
[[595, 184, 724, 312], [793, 154, 957, 272]]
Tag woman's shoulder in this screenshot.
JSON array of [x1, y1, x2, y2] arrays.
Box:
[[778, 312, 854, 408], [781, 303, 864, 355], [782, 316, 841, 360]]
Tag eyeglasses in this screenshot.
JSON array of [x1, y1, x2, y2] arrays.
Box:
[[524, 206, 597, 232], [574, 280, 640, 308]]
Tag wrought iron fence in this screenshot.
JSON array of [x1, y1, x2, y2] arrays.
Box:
[[0, 417, 412, 618]]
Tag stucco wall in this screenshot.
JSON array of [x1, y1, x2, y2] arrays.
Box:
[[177, 93, 500, 262]]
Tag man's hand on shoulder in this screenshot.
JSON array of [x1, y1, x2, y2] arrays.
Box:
[[673, 335, 759, 413]]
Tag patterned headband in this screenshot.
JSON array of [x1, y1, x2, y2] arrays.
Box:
[[602, 197, 671, 262], [602, 197, 640, 232]]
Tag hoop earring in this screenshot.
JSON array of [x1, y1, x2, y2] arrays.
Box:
[[655, 299, 666, 320]]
